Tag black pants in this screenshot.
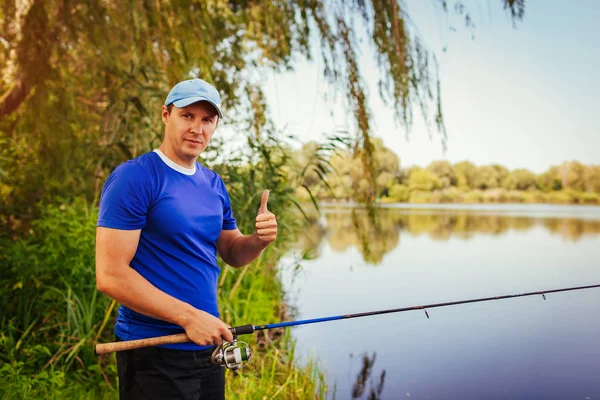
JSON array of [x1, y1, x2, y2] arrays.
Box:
[[116, 338, 225, 400]]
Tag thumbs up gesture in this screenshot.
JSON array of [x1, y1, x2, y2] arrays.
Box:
[[255, 190, 277, 244]]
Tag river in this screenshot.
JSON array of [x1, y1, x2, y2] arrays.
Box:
[[280, 204, 600, 400]]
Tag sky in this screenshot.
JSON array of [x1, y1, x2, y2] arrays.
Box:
[[257, 0, 600, 173]]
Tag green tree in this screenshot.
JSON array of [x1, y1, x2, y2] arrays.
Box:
[[558, 161, 585, 191], [427, 160, 456, 188], [453, 161, 477, 189], [327, 151, 355, 200], [492, 164, 510, 186], [291, 142, 325, 189], [472, 165, 501, 189], [321, 137, 399, 202], [407, 168, 441, 192], [388, 184, 410, 202], [373, 138, 400, 196], [583, 165, 600, 193], [503, 169, 537, 191], [537, 166, 562, 192]]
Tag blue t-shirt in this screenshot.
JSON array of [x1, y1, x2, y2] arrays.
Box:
[[97, 150, 237, 350]]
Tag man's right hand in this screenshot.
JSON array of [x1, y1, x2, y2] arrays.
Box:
[[180, 308, 233, 346]]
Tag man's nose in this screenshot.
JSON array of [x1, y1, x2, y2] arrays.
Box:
[[190, 121, 204, 134]]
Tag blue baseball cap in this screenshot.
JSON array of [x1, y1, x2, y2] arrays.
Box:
[[164, 78, 223, 118]]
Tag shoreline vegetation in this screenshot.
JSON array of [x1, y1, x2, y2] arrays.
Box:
[[315, 188, 600, 206], [0, 200, 326, 399], [379, 188, 600, 205], [1, 136, 329, 399], [292, 139, 600, 207]]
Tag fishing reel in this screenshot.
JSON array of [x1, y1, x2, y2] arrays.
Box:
[[210, 336, 252, 370]]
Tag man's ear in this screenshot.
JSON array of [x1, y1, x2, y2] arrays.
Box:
[[162, 105, 170, 124]]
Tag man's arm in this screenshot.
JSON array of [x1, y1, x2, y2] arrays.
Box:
[[217, 229, 269, 267], [95, 226, 233, 345], [217, 190, 277, 267]]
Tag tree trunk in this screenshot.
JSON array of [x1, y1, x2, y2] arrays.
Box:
[[0, 0, 56, 118]]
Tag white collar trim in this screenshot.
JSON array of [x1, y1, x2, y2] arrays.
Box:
[[153, 149, 196, 175]]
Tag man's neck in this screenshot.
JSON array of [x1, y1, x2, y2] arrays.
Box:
[[158, 144, 196, 169]]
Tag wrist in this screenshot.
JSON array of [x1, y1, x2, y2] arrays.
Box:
[[253, 233, 270, 249], [172, 302, 197, 328]]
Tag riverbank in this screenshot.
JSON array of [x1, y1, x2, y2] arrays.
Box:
[[391, 188, 599, 205], [219, 254, 327, 398], [0, 200, 326, 399], [311, 188, 600, 207]]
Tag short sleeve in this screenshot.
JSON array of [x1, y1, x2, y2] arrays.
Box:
[[97, 162, 152, 230], [217, 176, 237, 231]]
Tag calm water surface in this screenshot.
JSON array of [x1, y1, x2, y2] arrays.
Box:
[[280, 204, 600, 400]]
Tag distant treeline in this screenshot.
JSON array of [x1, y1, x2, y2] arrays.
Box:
[[292, 139, 600, 205]]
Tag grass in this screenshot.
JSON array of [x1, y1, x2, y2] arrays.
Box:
[[225, 331, 326, 399], [0, 199, 328, 399], [217, 252, 328, 399]]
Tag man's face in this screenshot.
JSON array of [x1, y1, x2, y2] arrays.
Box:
[[162, 102, 219, 164]]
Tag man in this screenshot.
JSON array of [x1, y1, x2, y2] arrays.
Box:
[[95, 78, 277, 399]]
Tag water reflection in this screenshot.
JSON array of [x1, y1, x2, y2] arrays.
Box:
[[294, 206, 600, 264], [351, 352, 386, 400], [285, 205, 600, 399]]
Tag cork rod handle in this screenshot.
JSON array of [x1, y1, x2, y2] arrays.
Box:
[[94, 333, 190, 355]]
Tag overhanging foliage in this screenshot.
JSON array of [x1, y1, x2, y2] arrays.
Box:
[[0, 0, 525, 223]]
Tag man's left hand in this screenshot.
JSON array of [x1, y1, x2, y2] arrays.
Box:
[[255, 190, 277, 244]]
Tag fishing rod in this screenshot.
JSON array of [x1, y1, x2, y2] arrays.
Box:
[[95, 283, 600, 369]]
